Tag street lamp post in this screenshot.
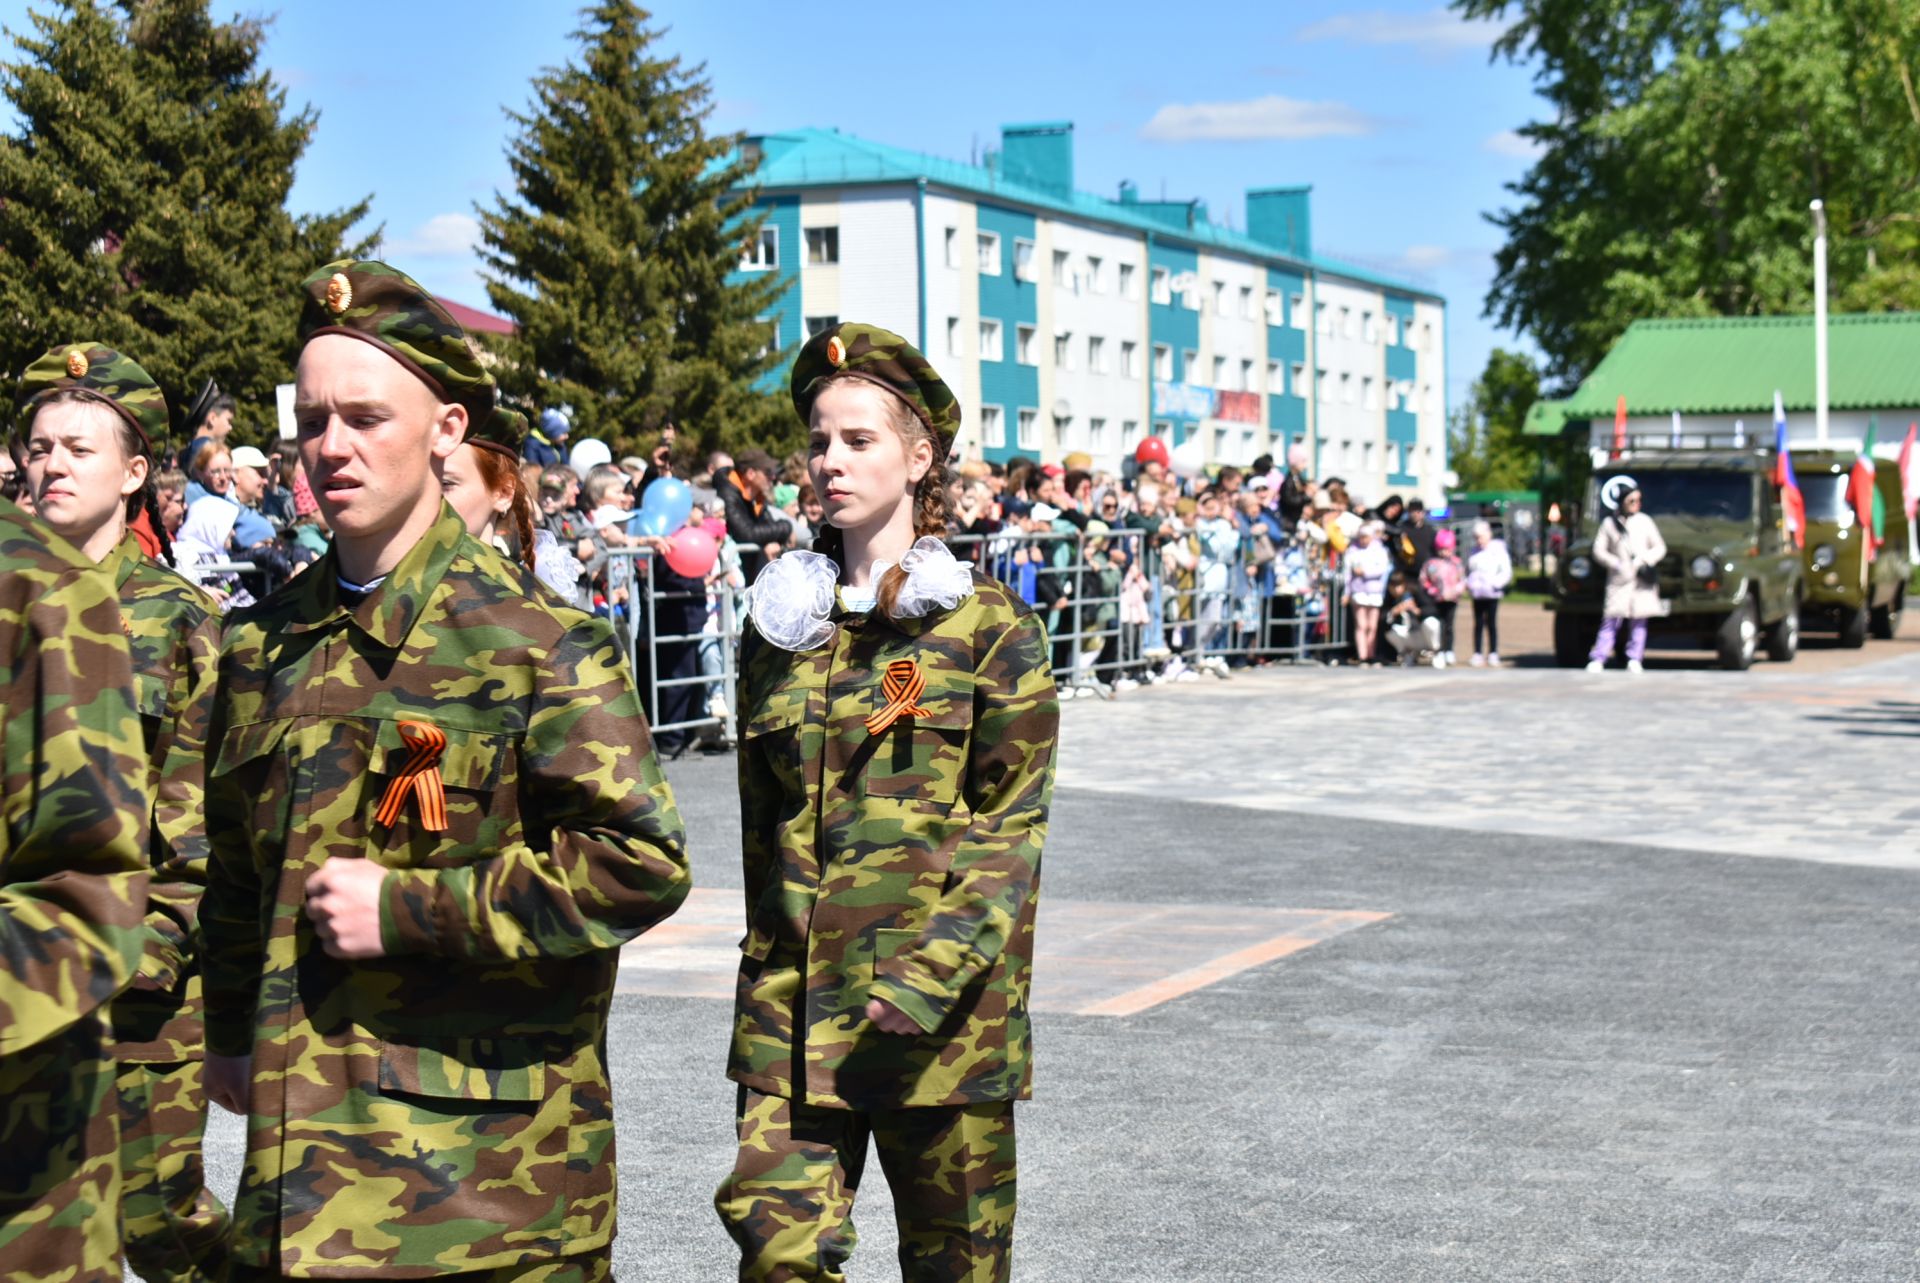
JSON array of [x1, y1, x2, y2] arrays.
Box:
[[1812, 199, 1830, 447]]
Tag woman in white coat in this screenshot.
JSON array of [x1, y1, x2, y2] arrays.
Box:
[[1587, 486, 1667, 672]]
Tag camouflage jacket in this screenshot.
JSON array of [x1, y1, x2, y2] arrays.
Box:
[[0, 498, 152, 1280], [101, 533, 221, 1063], [200, 505, 690, 1277], [729, 572, 1057, 1110]]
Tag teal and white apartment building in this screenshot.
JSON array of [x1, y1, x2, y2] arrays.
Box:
[[733, 122, 1447, 498]]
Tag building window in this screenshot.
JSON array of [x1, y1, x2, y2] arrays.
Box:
[[1121, 340, 1140, 378], [1052, 250, 1070, 286], [1151, 267, 1172, 305], [805, 227, 839, 264], [1213, 426, 1229, 456], [1212, 280, 1228, 315], [804, 315, 838, 337], [1363, 376, 1377, 410], [1315, 302, 1329, 335], [1292, 362, 1306, 396], [1183, 349, 1199, 382], [1340, 306, 1354, 338], [1241, 429, 1256, 458], [1339, 372, 1353, 404], [1291, 294, 1306, 330], [1239, 285, 1255, 319], [1153, 420, 1173, 441], [1386, 314, 1401, 345], [947, 317, 962, 357], [1089, 417, 1108, 452], [1264, 290, 1282, 326], [980, 405, 1005, 448], [1055, 414, 1075, 449], [740, 226, 778, 271], [1088, 335, 1107, 374], [1122, 420, 1141, 449], [1240, 359, 1255, 392], [1017, 408, 1038, 449], [1054, 331, 1072, 370], [1016, 324, 1037, 365], [1364, 441, 1375, 469], [943, 227, 958, 268], [1152, 343, 1173, 380], [1212, 355, 1228, 387], [1362, 311, 1376, 344], [1086, 255, 1104, 293], [980, 319, 1003, 361], [978, 232, 1002, 276], [1422, 322, 1435, 351], [1013, 238, 1036, 282], [1267, 359, 1283, 393], [1119, 263, 1138, 299]]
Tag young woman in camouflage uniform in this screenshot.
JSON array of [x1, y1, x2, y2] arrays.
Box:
[[717, 323, 1059, 1283], [18, 343, 229, 1283]]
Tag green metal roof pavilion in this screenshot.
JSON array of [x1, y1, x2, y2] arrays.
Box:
[[1527, 312, 1920, 435]]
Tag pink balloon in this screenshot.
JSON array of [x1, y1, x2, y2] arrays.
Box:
[[701, 516, 726, 540], [664, 527, 719, 579]]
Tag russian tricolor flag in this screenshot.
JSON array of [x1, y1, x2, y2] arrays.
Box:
[[1774, 391, 1805, 549]]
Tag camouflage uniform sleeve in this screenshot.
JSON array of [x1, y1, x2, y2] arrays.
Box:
[[870, 607, 1058, 1033], [200, 638, 266, 1058], [735, 631, 779, 920], [0, 571, 152, 1056], [135, 609, 220, 992], [378, 612, 691, 958]]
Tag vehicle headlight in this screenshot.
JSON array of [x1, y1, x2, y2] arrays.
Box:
[[1569, 555, 1592, 579], [1689, 554, 1716, 580], [1811, 543, 1836, 571]]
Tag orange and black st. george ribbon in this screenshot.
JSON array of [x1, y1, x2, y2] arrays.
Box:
[[865, 659, 932, 736], [375, 719, 449, 832]]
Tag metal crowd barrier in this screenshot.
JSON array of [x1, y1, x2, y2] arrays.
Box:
[[587, 521, 1351, 741]]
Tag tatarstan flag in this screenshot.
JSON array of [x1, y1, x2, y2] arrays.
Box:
[[1850, 418, 1885, 561]]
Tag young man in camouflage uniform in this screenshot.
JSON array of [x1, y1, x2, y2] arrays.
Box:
[[17, 343, 230, 1281], [718, 323, 1059, 1282], [0, 493, 154, 1281], [201, 259, 691, 1282]]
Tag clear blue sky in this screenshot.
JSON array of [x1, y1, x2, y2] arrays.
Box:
[[2, 0, 1547, 407]]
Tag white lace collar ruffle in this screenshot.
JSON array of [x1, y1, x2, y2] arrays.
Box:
[[747, 537, 975, 652]]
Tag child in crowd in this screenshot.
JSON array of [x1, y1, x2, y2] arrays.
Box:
[[1344, 520, 1391, 666], [1419, 529, 1467, 667], [1466, 518, 1514, 667], [1382, 570, 1440, 666]]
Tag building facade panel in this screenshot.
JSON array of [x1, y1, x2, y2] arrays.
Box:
[[975, 203, 1040, 464]]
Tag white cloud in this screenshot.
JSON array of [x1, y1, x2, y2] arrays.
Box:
[[1484, 128, 1545, 160], [1141, 95, 1377, 143], [1400, 245, 1455, 270], [1296, 8, 1505, 52], [385, 212, 481, 259]]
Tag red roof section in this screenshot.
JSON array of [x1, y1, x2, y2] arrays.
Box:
[[435, 295, 516, 336]]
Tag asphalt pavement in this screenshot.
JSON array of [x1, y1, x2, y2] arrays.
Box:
[[197, 647, 1920, 1281]]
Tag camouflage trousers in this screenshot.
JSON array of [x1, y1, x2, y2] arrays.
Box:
[[116, 1059, 229, 1283], [0, 1022, 122, 1283], [223, 1247, 611, 1282], [715, 1087, 1017, 1283]]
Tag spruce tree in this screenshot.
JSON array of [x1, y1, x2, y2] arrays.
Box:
[[0, 0, 369, 446], [478, 1, 789, 456]]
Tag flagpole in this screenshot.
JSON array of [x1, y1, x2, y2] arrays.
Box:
[[1812, 199, 1830, 447]]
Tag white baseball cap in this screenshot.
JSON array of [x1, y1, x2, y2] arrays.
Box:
[[230, 445, 270, 470]]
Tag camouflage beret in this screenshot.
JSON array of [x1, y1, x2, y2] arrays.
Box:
[[297, 259, 495, 418], [16, 343, 168, 455], [791, 322, 960, 450], [467, 405, 526, 458]]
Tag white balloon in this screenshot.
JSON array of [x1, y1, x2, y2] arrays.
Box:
[[568, 437, 613, 475], [1171, 437, 1206, 479]]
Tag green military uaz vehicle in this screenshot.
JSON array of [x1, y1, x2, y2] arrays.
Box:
[[1790, 450, 1911, 647], [1552, 448, 1805, 671]]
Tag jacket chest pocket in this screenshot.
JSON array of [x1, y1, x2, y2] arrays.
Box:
[[742, 687, 812, 797], [365, 721, 517, 865], [859, 679, 973, 801], [210, 718, 293, 831]]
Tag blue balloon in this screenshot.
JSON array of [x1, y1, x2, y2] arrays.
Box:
[[640, 476, 694, 531], [629, 507, 674, 539]]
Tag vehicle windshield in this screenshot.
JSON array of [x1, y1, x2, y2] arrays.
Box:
[[1595, 470, 1753, 522], [1798, 473, 1850, 522]]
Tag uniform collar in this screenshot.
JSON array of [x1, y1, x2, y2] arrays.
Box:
[[100, 530, 146, 591], [286, 502, 466, 648]]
